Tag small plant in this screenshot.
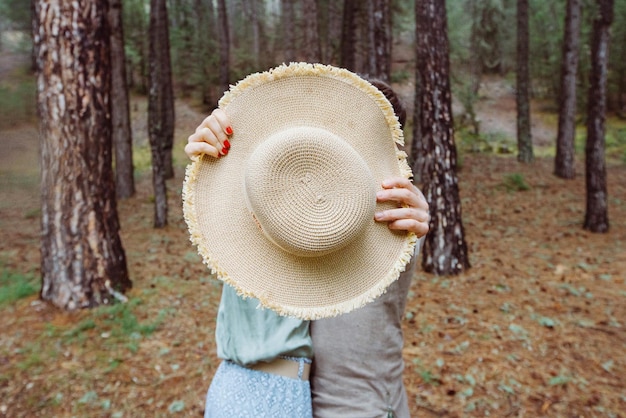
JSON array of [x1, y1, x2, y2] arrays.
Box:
[[0, 265, 39, 306], [502, 173, 530, 192], [391, 69, 410, 84]]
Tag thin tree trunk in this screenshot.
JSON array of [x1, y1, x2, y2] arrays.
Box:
[[354, 2, 370, 75], [109, 0, 135, 198], [616, 23, 626, 117], [160, 0, 175, 180], [366, 0, 377, 76], [148, 0, 171, 228], [195, 0, 216, 106], [469, 0, 483, 93], [302, 0, 320, 62], [555, 0, 582, 179], [371, 0, 391, 82], [217, 0, 230, 96], [34, 0, 131, 309], [30, 0, 37, 72], [516, 0, 534, 163], [340, 0, 357, 71], [415, 0, 470, 276], [411, 54, 422, 181], [282, 0, 296, 62], [320, 0, 342, 64], [584, 0, 613, 233], [248, 0, 260, 68]]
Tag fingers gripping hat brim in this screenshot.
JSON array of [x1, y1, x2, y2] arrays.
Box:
[[183, 62, 416, 320]]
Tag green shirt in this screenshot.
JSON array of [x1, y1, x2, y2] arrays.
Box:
[[215, 284, 313, 366]]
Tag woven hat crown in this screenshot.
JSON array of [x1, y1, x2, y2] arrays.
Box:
[[244, 127, 376, 257]]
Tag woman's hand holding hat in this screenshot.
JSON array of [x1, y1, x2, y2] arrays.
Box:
[[375, 177, 430, 238], [185, 109, 233, 160]]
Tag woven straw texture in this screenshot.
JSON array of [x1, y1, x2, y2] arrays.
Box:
[[183, 63, 416, 319]]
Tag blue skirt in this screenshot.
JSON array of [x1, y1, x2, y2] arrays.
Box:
[[204, 360, 312, 418]]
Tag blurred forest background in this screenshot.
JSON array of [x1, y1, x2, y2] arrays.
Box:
[[1, 0, 625, 417]]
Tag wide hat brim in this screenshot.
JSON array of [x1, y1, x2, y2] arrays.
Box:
[[183, 63, 417, 320]]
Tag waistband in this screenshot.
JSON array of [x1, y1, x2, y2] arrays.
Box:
[[247, 356, 311, 381]]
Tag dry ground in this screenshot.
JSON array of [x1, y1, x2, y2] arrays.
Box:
[[1, 84, 625, 417]]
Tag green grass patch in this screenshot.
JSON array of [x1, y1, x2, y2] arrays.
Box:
[[50, 297, 168, 352], [0, 264, 39, 306], [94, 298, 164, 339], [606, 125, 626, 163], [501, 173, 531, 192], [132, 144, 153, 173]]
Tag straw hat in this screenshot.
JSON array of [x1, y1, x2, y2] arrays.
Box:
[[183, 62, 417, 319]]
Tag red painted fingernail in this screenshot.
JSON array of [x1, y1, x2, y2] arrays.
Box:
[[222, 146, 228, 155], [224, 139, 231, 149], [225, 126, 233, 135]]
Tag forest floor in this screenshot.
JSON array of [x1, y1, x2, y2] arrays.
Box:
[[1, 61, 626, 417]]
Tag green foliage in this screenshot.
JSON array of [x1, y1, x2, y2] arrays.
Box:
[[94, 298, 163, 338], [457, 129, 515, 155], [132, 143, 153, 172], [123, 0, 150, 94], [501, 173, 531, 192], [0, 263, 39, 306], [0, 72, 36, 130], [0, 0, 31, 31], [390, 69, 410, 84], [528, 0, 564, 100], [55, 298, 167, 353], [605, 125, 626, 163]]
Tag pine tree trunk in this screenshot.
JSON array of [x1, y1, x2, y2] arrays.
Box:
[[195, 0, 216, 106], [282, 0, 296, 62], [30, 0, 37, 72], [555, 0, 581, 179], [148, 0, 171, 228], [516, 0, 534, 163], [34, 0, 131, 309], [415, 0, 470, 276], [411, 57, 422, 181], [340, 0, 357, 71], [109, 0, 135, 199], [584, 0, 613, 233], [217, 0, 230, 96], [160, 0, 175, 180], [366, 1, 377, 76], [371, 0, 391, 82], [244, 0, 260, 68], [302, 0, 320, 62], [320, 0, 342, 64]]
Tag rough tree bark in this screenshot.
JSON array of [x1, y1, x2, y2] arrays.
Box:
[[319, 0, 342, 64], [282, 0, 296, 62], [217, 0, 229, 96], [148, 0, 174, 228], [109, 0, 135, 198], [302, 0, 321, 62], [195, 0, 216, 106], [555, 0, 582, 179], [369, 0, 392, 82], [249, 0, 260, 68], [160, 0, 175, 180], [34, 0, 131, 309], [415, 0, 470, 275], [516, 0, 534, 163], [340, 0, 357, 71], [584, 0, 613, 233]]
